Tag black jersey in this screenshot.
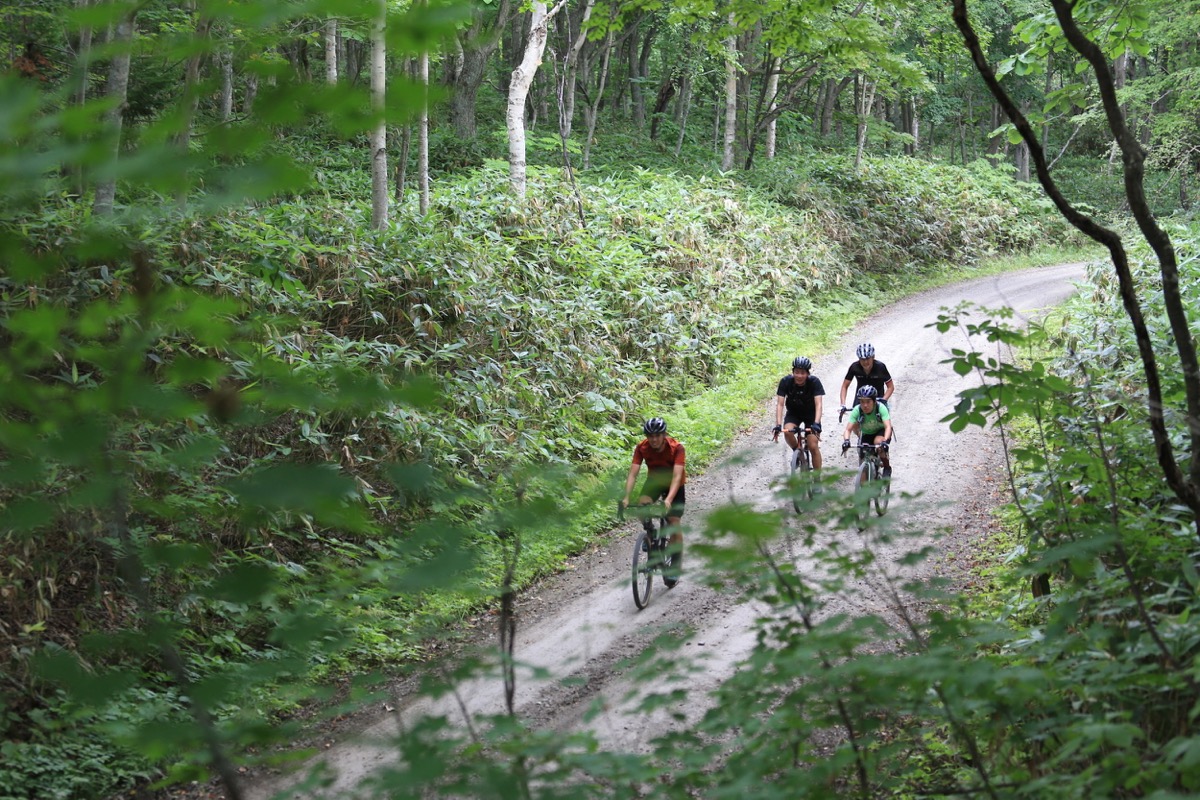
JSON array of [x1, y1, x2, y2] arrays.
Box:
[[844, 360, 892, 397], [776, 374, 825, 422]]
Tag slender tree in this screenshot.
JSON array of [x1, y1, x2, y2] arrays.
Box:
[[370, 0, 388, 229], [507, 0, 568, 197], [93, 9, 136, 217]]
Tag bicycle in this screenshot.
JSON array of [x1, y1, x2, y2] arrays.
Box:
[[774, 422, 816, 512], [839, 406, 891, 520], [619, 501, 680, 609]]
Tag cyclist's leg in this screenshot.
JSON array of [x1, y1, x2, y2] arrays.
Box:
[[871, 434, 891, 474], [806, 427, 822, 470], [781, 416, 802, 451]]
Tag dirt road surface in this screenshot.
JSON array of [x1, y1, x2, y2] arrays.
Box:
[[232, 262, 1089, 800]]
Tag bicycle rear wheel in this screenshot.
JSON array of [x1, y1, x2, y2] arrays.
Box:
[[632, 530, 654, 609]]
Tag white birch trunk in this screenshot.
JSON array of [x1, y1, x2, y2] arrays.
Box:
[[764, 56, 780, 160], [325, 18, 339, 84], [507, 0, 567, 197], [721, 21, 737, 171], [93, 12, 135, 216], [370, 0, 388, 229]]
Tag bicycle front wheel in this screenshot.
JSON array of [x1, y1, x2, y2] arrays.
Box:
[[853, 460, 873, 527], [632, 531, 654, 609], [789, 447, 805, 512], [874, 465, 891, 516], [662, 535, 681, 588]]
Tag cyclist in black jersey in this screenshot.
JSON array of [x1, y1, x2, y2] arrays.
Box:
[[772, 356, 825, 470], [839, 342, 895, 409]]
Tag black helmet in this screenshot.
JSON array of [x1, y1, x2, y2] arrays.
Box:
[[643, 417, 667, 435], [856, 385, 878, 400], [856, 343, 875, 359], [792, 356, 812, 371]]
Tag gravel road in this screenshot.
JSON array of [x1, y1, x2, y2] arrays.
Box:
[[231, 262, 1089, 800]]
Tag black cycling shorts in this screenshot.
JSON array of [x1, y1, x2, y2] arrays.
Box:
[[637, 476, 686, 518]]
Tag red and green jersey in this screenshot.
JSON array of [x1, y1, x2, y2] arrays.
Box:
[[632, 436, 687, 484]]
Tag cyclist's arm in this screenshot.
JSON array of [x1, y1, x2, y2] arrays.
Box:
[[664, 463, 685, 509], [839, 378, 852, 406], [622, 461, 641, 506], [813, 395, 824, 428], [882, 419, 893, 440], [774, 394, 786, 427], [883, 378, 895, 402]]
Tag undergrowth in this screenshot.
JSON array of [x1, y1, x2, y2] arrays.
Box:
[[1, 131, 1084, 796]]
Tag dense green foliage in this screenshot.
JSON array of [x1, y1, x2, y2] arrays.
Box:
[[2, 0, 1198, 797]]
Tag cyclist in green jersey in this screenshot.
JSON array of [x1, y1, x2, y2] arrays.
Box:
[[841, 385, 892, 477]]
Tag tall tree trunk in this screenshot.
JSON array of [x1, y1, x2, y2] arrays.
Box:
[[418, 48, 429, 215], [821, 76, 850, 138], [69, 0, 95, 195], [674, 69, 691, 158], [446, 0, 513, 140], [370, 0, 388, 229], [853, 74, 876, 170], [325, 18, 338, 84], [93, 11, 136, 217], [174, 1, 211, 206], [627, 19, 644, 129], [559, 0, 596, 141], [219, 47, 233, 121], [582, 28, 613, 170], [395, 124, 411, 203], [721, 20, 737, 171], [508, 0, 566, 196], [763, 56, 781, 160], [243, 73, 258, 115]]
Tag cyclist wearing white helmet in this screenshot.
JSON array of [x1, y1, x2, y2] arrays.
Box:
[[621, 418, 687, 567], [841, 385, 892, 477], [772, 356, 825, 470], [839, 342, 894, 409]]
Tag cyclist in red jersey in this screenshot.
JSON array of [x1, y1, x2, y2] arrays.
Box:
[[621, 418, 686, 565]]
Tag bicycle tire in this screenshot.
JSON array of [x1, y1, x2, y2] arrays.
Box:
[[875, 465, 891, 516], [661, 529, 680, 588], [632, 530, 654, 609], [789, 447, 804, 512], [853, 459, 873, 527]]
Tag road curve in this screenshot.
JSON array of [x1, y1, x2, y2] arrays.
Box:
[[245, 262, 1090, 799]]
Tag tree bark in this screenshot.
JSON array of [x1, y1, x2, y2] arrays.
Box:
[[218, 47, 234, 121], [763, 57, 781, 160], [174, 1, 211, 206], [507, 0, 568, 197], [418, 48, 429, 215], [446, 0, 513, 139], [721, 19, 737, 171], [853, 74, 876, 169], [370, 0, 388, 229], [821, 76, 850, 137], [558, 0, 595, 141], [325, 17, 338, 84], [582, 27, 614, 170], [93, 11, 136, 217]]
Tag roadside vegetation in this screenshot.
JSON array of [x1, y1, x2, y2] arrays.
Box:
[[5, 0, 1200, 797], [1, 125, 1084, 797]]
